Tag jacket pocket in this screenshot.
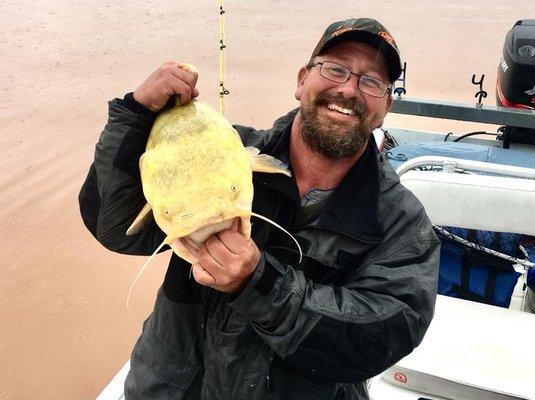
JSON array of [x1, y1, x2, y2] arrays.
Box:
[[125, 289, 203, 399]]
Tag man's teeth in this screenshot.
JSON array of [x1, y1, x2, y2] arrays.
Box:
[[327, 103, 355, 116]]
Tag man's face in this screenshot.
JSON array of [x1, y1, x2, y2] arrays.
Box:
[[295, 41, 393, 159]]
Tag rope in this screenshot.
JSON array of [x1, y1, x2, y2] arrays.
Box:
[[219, 0, 229, 116], [434, 226, 534, 269]]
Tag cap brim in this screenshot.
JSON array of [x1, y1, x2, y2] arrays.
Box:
[[318, 31, 402, 83]]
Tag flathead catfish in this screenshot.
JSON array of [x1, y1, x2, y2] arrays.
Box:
[[125, 79, 301, 306]]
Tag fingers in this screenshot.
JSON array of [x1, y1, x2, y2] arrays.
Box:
[[190, 231, 260, 293], [201, 235, 234, 269], [168, 65, 198, 104], [167, 78, 195, 106], [173, 64, 198, 93], [191, 264, 217, 286], [216, 229, 249, 255], [194, 242, 230, 288], [133, 61, 200, 112]]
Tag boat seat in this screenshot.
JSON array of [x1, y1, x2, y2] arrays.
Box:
[[400, 169, 535, 235], [399, 158, 535, 310]]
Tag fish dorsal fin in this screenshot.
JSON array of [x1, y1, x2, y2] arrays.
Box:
[[127, 236, 172, 311], [249, 211, 302, 263], [245, 147, 291, 177], [126, 203, 153, 236]]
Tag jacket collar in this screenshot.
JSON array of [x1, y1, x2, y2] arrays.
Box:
[[255, 110, 384, 243]]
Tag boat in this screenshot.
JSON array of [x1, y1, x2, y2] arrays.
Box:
[[97, 20, 535, 400], [369, 19, 535, 400], [368, 154, 535, 400]]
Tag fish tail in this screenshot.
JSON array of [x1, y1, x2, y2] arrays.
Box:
[[179, 63, 198, 74], [249, 212, 302, 263]]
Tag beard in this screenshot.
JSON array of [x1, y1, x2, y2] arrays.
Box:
[[300, 93, 373, 160]]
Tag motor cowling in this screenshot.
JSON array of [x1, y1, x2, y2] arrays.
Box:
[[497, 20, 535, 109], [496, 20, 535, 145]]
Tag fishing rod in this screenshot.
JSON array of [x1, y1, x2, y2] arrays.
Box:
[[219, 0, 229, 116]]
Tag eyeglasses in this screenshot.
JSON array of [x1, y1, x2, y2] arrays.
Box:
[[308, 61, 391, 98]]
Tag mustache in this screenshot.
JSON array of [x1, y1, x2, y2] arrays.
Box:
[[313, 93, 366, 116]]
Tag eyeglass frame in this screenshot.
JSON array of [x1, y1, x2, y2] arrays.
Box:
[[306, 60, 392, 98]]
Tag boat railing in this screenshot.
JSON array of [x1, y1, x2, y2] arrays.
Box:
[[396, 155, 535, 179], [391, 98, 535, 129]]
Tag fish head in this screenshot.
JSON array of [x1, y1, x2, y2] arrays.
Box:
[[140, 143, 254, 242]]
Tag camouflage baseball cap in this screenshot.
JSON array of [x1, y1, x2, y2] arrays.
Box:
[[310, 18, 402, 83]]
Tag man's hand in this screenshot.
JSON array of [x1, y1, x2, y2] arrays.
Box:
[[191, 228, 261, 294], [133, 61, 199, 112]]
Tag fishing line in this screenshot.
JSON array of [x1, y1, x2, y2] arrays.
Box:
[[242, 2, 274, 60]]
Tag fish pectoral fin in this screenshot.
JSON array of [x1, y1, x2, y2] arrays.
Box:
[[126, 203, 153, 236], [246, 147, 291, 177], [179, 63, 198, 74], [245, 146, 261, 157]]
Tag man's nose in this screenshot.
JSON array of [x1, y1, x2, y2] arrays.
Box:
[[337, 75, 361, 98]]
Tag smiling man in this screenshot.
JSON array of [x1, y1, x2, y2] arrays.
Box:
[[80, 17, 440, 400], [297, 43, 392, 161]]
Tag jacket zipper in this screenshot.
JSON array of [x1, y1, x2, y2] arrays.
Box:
[[201, 286, 209, 337], [265, 347, 275, 393]]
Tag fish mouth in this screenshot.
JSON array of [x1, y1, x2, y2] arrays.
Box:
[[169, 216, 243, 261], [180, 216, 244, 247]]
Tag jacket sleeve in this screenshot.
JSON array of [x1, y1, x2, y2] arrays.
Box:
[[230, 203, 440, 383], [79, 96, 166, 255]]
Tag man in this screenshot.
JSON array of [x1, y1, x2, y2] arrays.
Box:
[[80, 18, 439, 400]]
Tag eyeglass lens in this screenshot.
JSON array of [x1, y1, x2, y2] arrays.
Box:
[[319, 61, 387, 97]]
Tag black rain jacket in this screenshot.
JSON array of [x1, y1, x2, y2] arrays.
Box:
[[79, 97, 440, 400]]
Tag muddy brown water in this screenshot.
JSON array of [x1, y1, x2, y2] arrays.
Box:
[[2, 1, 533, 398]]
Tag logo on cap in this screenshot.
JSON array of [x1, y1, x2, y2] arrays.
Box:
[[332, 26, 359, 38], [378, 31, 394, 46]]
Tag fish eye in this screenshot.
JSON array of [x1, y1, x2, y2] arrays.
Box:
[[164, 209, 170, 216], [231, 184, 236, 192]]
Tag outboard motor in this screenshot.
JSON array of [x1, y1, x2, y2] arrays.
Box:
[[496, 20, 535, 146]]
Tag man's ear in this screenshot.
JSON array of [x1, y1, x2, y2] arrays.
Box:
[[295, 67, 308, 101], [385, 93, 393, 112], [373, 93, 394, 129]]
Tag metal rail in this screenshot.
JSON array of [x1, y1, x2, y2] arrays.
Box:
[[391, 98, 535, 129], [396, 156, 535, 179]]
